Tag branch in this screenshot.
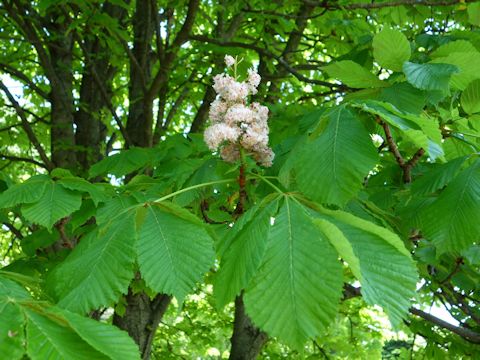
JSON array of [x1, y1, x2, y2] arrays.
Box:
[[74, 34, 133, 148], [0, 62, 50, 99], [188, 35, 342, 88], [146, 0, 200, 102], [379, 119, 424, 183], [409, 307, 480, 344], [0, 80, 54, 170], [0, 153, 47, 168], [342, 284, 480, 344], [305, 0, 478, 10], [381, 121, 405, 166], [5, 1, 59, 88], [2, 222, 23, 239]]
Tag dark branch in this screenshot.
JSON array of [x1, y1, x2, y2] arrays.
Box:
[[0, 153, 47, 168], [0, 62, 50, 99], [146, 0, 200, 101], [379, 119, 424, 183], [0, 80, 53, 170], [409, 307, 480, 344], [188, 35, 342, 88], [74, 34, 133, 148], [342, 284, 480, 344], [2, 222, 24, 239]]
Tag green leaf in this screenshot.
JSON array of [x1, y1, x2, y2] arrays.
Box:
[[22, 182, 82, 229], [431, 52, 480, 90], [0, 302, 24, 360], [463, 245, 480, 265], [322, 60, 386, 88], [0, 277, 28, 360], [353, 100, 443, 160], [62, 311, 140, 360], [21, 228, 60, 256], [412, 156, 468, 196], [47, 213, 136, 313], [96, 195, 139, 225], [214, 198, 279, 308], [373, 28, 411, 71], [419, 159, 480, 253], [403, 62, 459, 92], [431, 40, 477, 58], [461, 79, 480, 115], [244, 197, 343, 349], [25, 308, 110, 360], [89, 147, 155, 178], [291, 106, 378, 206], [0, 175, 50, 208], [380, 82, 426, 115], [136, 203, 215, 301], [58, 177, 109, 206], [314, 205, 417, 327], [468, 2, 480, 26]]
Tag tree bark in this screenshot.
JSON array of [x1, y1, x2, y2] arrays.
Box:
[[75, 2, 128, 175], [113, 288, 171, 360], [229, 296, 268, 360], [45, 12, 76, 170], [125, 0, 154, 147]]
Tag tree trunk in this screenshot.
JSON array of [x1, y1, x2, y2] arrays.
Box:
[[125, 0, 154, 147], [46, 16, 76, 170], [75, 3, 128, 175], [113, 289, 171, 360], [229, 295, 268, 360]]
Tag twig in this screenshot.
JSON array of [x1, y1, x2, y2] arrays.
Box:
[[0, 153, 47, 168], [0, 80, 54, 170], [409, 307, 480, 344], [378, 119, 424, 183]]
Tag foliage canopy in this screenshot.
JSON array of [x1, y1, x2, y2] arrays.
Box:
[[0, 0, 480, 359]]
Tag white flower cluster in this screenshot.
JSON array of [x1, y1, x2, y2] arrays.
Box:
[[204, 56, 274, 167]]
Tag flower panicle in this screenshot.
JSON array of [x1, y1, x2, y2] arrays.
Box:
[[204, 56, 274, 167]]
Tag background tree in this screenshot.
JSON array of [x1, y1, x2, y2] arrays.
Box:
[[0, 0, 480, 359]]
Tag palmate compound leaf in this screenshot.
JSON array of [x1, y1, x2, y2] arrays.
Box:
[[136, 202, 215, 301], [21, 181, 82, 230], [46, 209, 137, 313], [244, 196, 343, 349], [214, 196, 280, 308], [311, 204, 418, 327], [0, 276, 140, 360], [419, 159, 480, 253], [290, 106, 378, 206]]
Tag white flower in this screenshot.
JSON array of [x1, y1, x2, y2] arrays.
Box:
[[212, 74, 249, 102], [224, 104, 256, 126], [247, 67, 261, 94], [224, 55, 236, 67], [209, 98, 228, 123], [204, 55, 274, 167], [204, 123, 240, 150]]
